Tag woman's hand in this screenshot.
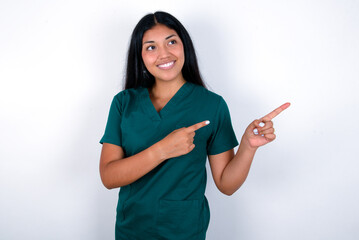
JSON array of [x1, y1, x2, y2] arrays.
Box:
[[156, 120, 210, 160], [242, 103, 291, 149]]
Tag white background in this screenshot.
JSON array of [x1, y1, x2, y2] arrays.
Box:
[[1, 0, 358, 239]]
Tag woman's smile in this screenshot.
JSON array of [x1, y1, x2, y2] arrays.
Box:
[[157, 60, 176, 69]]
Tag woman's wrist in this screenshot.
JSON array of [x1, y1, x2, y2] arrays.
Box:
[[150, 140, 168, 163], [239, 137, 259, 153]]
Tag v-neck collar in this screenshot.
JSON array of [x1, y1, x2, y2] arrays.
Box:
[[141, 82, 194, 121]]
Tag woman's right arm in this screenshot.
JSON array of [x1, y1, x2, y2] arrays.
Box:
[[100, 142, 165, 189], [99, 120, 209, 189]]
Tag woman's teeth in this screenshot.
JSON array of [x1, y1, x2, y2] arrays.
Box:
[[158, 61, 174, 68]]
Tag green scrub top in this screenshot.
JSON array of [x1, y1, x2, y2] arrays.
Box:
[[100, 82, 238, 240]]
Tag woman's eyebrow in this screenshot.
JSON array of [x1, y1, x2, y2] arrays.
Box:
[[143, 40, 154, 44], [143, 34, 177, 45], [165, 34, 177, 40]]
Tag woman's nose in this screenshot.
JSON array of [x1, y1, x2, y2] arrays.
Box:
[[157, 46, 170, 59]]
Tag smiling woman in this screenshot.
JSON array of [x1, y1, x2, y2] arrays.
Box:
[[99, 11, 289, 240]]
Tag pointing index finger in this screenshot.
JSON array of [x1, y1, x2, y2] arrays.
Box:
[[186, 120, 210, 132], [261, 102, 291, 122]]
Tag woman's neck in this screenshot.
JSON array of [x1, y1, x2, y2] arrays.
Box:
[[150, 78, 186, 100]]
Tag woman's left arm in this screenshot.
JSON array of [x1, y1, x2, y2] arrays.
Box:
[[208, 103, 290, 196]]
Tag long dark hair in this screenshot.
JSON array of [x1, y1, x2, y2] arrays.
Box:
[[124, 11, 206, 89]]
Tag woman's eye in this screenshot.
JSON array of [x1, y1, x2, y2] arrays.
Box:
[[146, 46, 155, 51], [168, 40, 177, 45]]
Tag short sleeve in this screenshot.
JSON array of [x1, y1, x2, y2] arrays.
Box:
[[99, 93, 123, 146], [207, 97, 238, 155]]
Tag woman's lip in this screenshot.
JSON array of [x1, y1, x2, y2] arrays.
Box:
[[157, 61, 175, 69]]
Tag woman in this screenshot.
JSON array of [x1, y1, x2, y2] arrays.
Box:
[[99, 11, 289, 240]]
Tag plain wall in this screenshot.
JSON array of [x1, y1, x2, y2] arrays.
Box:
[[1, 0, 358, 239]]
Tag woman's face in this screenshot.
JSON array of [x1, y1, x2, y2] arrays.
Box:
[[142, 24, 185, 84]]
